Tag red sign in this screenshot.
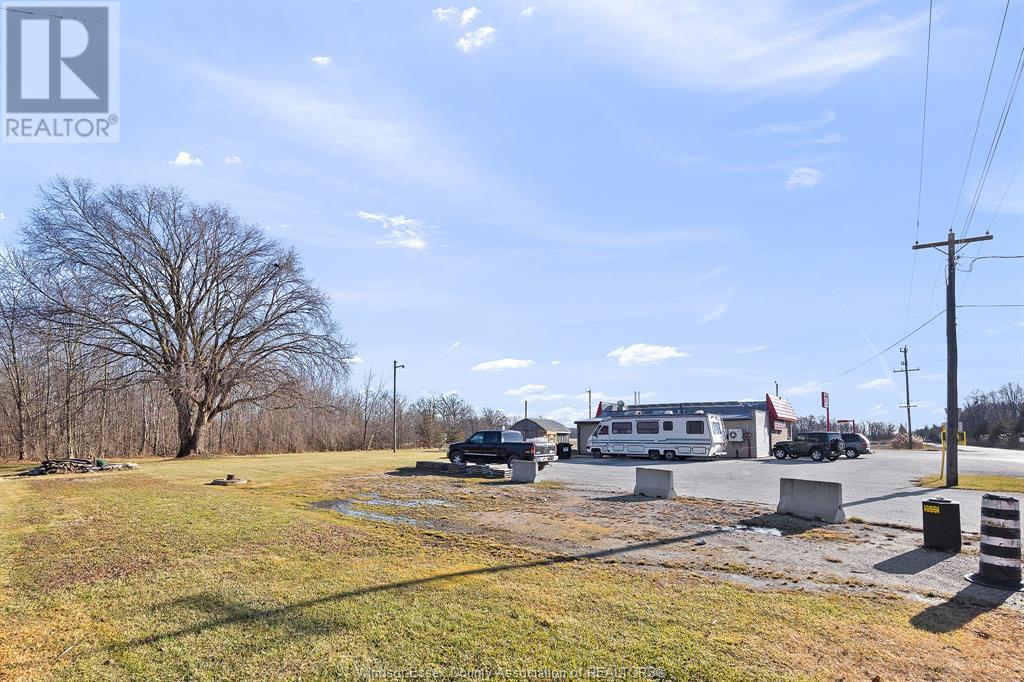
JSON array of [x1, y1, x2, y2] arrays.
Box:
[[773, 421, 786, 432], [821, 391, 829, 409]]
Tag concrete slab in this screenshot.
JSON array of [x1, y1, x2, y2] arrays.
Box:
[[634, 467, 676, 499], [511, 460, 539, 483], [777, 477, 846, 523]]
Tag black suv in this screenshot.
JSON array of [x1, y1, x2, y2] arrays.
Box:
[[840, 433, 872, 458], [772, 432, 844, 461]]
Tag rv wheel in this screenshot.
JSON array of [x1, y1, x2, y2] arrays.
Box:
[[664, 451, 676, 461]]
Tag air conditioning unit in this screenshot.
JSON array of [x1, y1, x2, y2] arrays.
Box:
[[727, 428, 744, 442]]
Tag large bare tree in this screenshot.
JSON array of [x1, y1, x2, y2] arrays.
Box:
[[18, 177, 353, 457]]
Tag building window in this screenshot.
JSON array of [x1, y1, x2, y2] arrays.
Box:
[[686, 421, 705, 435], [612, 422, 633, 434], [637, 420, 659, 434], [663, 421, 674, 431]]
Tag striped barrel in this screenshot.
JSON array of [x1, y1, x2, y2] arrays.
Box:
[[966, 494, 1022, 591]]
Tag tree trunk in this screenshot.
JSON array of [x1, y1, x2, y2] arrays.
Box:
[[175, 402, 206, 458]]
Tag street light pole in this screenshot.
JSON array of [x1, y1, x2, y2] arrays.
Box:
[[392, 360, 405, 452]]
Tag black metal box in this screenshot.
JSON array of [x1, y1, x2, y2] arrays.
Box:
[[922, 497, 961, 553], [556, 443, 572, 459]]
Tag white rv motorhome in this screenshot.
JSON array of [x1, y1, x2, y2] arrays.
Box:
[[586, 412, 727, 459]]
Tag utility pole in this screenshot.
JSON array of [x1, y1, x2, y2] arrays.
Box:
[[392, 360, 404, 452], [893, 346, 919, 448], [913, 229, 992, 486], [587, 389, 592, 418]]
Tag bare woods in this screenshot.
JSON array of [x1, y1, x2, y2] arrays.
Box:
[[0, 178, 354, 459]]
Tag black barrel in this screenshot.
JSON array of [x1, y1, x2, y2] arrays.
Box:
[[966, 493, 1023, 591]]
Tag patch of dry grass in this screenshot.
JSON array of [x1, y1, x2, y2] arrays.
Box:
[[915, 473, 1024, 493]]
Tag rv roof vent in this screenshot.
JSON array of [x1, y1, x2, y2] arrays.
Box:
[[695, 410, 705, 414]]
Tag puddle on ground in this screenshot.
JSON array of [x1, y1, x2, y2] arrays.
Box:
[[310, 494, 449, 526], [716, 524, 783, 537]]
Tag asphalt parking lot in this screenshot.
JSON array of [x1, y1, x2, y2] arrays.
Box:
[[547, 446, 1023, 532]]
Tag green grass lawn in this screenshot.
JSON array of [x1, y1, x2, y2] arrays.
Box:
[[1, 451, 1021, 681], [915, 473, 1024, 493]]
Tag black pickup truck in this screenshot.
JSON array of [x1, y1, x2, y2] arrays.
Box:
[[447, 430, 558, 469]]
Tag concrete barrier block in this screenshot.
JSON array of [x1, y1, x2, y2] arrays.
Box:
[[777, 478, 846, 523], [511, 460, 539, 483], [634, 467, 676, 499]]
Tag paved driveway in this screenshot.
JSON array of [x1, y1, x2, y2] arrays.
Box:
[[548, 447, 1023, 532]]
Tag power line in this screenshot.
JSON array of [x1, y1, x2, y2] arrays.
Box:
[[957, 303, 1024, 308], [824, 309, 945, 385], [957, 254, 1024, 273], [948, 0, 1011, 231], [905, 0, 935, 333]]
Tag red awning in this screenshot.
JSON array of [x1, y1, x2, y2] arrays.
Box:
[[766, 394, 798, 422]]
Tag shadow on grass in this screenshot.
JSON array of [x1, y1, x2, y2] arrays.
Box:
[[117, 528, 730, 650], [910, 582, 1014, 633]]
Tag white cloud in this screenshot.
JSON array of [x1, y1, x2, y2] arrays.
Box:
[[703, 303, 728, 322], [433, 6, 457, 21], [224, 155, 242, 165], [736, 344, 770, 354], [551, 360, 561, 365], [310, 56, 333, 66], [785, 381, 821, 396], [749, 111, 835, 136], [548, 4, 925, 93], [786, 167, 823, 189], [543, 406, 586, 424], [449, 341, 462, 349], [856, 377, 894, 390], [607, 343, 689, 366], [0, 213, 6, 220], [520, 6, 535, 18], [169, 151, 203, 167], [460, 7, 481, 26], [805, 133, 847, 144], [472, 358, 535, 371], [506, 384, 548, 397], [457, 26, 496, 52], [357, 210, 435, 250]]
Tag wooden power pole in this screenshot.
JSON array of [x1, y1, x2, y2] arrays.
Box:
[[912, 230, 992, 486], [893, 346, 919, 447]]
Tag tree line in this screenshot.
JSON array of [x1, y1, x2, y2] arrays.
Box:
[[0, 178, 510, 461], [917, 382, 1024, 449]]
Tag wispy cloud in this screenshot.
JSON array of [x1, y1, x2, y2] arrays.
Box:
[[749, 111, 836, 135], [703, 303, 728, 322], [607, 343, 689, 366], [520, 6, 535, 19], [506, 384, 548, 397], [169, 151, 203, 166], [804, 133, 847, 144], [856, 377, 894, 390], [357, 211, 435, 250], [310, 56, 332, 66], [472, 358, 535, 371], [449, 341, 462, 349], [224, 155, 242, 165], [457, 26, 496, 52], [550, 360, 561, 365], [548, 3, 925, 93], [736, 344, 770, 354], [786, 381, 821, 396], [786, 167, 824, 189]]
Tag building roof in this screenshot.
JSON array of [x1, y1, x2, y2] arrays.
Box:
[[765, 395, 798, 422], [511, 417, 571, 433]]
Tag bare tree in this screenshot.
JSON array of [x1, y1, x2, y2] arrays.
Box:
[[18, 178, 353, 457], [356, 370, 389, 450], [478, 407, 511, 430]]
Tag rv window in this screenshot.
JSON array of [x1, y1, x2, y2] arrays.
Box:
[[662, 421, 674, 431], [611, 422, 633, 434], [686, 421, 705, 435], [637, 420, 659, 434], [711, 422, 722, 435], [597, 426, 609, 435]]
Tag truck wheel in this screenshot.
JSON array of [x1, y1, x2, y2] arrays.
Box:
[[845, 448, 860, 459], [538, 463, 548, 471], [506, 455, 516, 468], [772, 448, 787, 460], [810, 448, 825, 462], [450, 452, 465, 465]]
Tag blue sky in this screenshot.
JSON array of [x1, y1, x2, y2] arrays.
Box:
[[1, 0, 1022, 427]]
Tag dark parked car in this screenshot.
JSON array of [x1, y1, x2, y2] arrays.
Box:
[[840, 433, 872, 458], [772, 432, 844, 461], [447, 430, 557, 469]]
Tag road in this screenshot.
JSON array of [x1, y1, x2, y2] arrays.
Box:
[[548, 447, 1023, 532]]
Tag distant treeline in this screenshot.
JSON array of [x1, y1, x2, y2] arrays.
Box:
[[916, 382, 1024, 449]]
